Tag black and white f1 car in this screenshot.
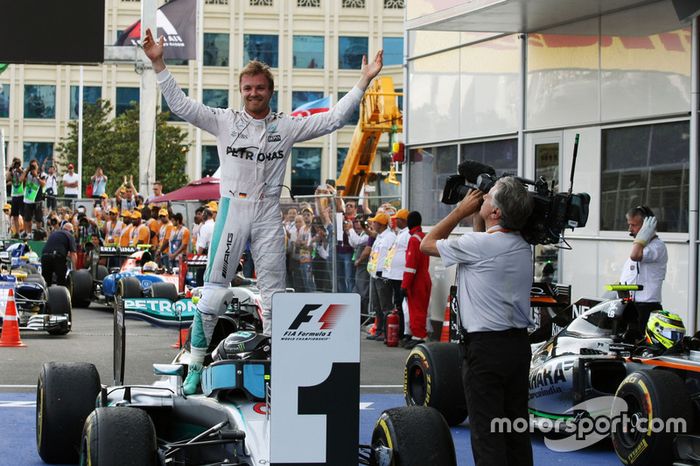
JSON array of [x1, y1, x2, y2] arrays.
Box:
[[404, 285, 700, 466], [36, 293, 457, 466]]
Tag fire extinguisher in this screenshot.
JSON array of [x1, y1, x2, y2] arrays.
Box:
[[386, 309, 400, 347]]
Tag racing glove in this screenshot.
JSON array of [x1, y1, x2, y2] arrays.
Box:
[[633, 216, 657, 247]]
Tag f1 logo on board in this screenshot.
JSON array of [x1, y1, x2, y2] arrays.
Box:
[[283, 304, 347, 341]]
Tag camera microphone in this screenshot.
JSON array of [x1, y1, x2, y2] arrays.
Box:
[[458, 160, 496, 184]]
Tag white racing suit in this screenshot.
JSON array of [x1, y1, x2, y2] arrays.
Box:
[[157, 70, 363, 354]]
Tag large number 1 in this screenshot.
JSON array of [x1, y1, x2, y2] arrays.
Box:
[[298, 362, 360, 466]]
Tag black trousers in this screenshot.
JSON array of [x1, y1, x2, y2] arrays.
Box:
[[41, 253, 67, 287], [462, 328, 533, 466]]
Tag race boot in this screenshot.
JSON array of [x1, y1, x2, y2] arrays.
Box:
[[183, 362, 203, 395]]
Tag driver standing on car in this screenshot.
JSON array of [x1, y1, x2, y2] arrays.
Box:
[[41, 223, 77, 287], [143, 28, 383, 395], [421, 177, 534, 466], [619, 205, 668, 338]]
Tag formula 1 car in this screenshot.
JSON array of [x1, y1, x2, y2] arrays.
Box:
[[0, 242, 72, 336], [36, 294, 457, 466], [404, 284, 700, 466], [68, 246, 179, 308]]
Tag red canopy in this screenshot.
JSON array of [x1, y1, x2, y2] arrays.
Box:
[[149, 177, 220, 203]]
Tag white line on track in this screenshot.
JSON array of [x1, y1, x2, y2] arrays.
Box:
[[0, 385, 35, 388]]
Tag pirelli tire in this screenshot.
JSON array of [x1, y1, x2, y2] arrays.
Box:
[[404, 342, 468, 426], [118, 276, 142, 299], [612, 370, 693, 466], [46, 285, 72, 335], [36, 362, 101, 464], [150, 281, 178, 301], [69, 269, 93, 308], [80, 407, 157, 466], [371, 406, 457, 466]]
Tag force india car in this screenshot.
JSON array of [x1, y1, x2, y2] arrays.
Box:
[[36, 294, 457, 466], [404, 286, 700, 466], [0, 243, 72, 336], [68, 246, 180, 308]]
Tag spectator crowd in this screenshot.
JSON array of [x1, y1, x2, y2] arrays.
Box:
[[4, 159, 434, 346]]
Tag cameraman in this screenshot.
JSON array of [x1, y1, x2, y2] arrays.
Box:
[[6, 157, 24, 238], [421, 177, 534, 466]]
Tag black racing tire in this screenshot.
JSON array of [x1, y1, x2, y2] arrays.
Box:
[[150, 281, 178, 301], [92, 264, 109, 281], [404, 342, 468, 426], [46, 285, 72, 335], [118, 276, 142, 299], [69, 269, 93, 308], [25, 273, 47, 288], [371, 406, 456, 466], [80, 407, 157, 466], [612, 370, 693, 466], [36, 362, 101, 464]]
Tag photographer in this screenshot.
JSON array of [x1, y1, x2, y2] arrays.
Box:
[[21, 159, 45, 239], [7, 157, 24, 238], [421, 177, 534, 466], [43, 164, 58, 212]]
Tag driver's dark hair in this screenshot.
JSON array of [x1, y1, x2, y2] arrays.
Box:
[[627, 205, 654, 219], [491, 176, 532, 230]]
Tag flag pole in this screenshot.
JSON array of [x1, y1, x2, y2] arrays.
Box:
[[77, 65, 84, 195], [0, 127, 7, 237], [194, 0, 203, 179]]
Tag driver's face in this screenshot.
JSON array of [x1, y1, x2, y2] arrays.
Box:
[[240, 74, 272, 117], [627, 214, 643, 237]]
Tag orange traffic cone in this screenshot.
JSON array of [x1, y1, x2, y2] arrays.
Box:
[[440, 297, 451, 343], [0, 289, 26, 347], [170, 326, 190, 349]]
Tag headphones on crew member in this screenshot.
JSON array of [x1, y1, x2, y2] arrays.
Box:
[[633, 205, 654, 218]]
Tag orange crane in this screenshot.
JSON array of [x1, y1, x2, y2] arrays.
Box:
[[336, 76, 403, 197]]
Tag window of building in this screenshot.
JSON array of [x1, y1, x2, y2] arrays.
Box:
[[244, 34, 279, 67], [337, 147, 348, 177], [337, 91, 359, 124], [601, 121, 689, 233], [384, 0, 404, 8], [250, 0, 272, 5], [270, 91, 278, 112], [0, 84, 9, 118], [396, 87, 403, 111], [292, 91, 323, 113], [203, 33, 229, 67], [297, 0, 320, 6], [203, 89, 229, 109], [23, 142, 53, 167], [339, 36, 367, 70], [382, 37, 403, 66], [116, 87, 139, 116], [206, 0, 228, 4], [292, 147, 321, 195], [459, 139, 518, 175], [24, 85, 56, 119], [166, 58, 189, 66], [69, 86, 102, 120], [202, 145, 219, 178], [293, 36, 324, 69], [408, 144, 458, 226], [161, 88, 188, 122], [342, 0, 364, 7]]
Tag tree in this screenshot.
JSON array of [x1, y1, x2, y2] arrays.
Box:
[[56, 99, 190, 196]]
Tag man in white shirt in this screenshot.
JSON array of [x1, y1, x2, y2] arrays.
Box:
[[366, 212, 396, 341], [383, 209, 410, 342], [61, 163, 79, 207], [619, 205, 668, 339], [43, 165, 59, 212], [196, 208, 216, 255]]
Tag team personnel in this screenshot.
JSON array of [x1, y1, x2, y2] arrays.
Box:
[[421, 178, 534, 466], [401, 211, 431, 348], [129, 211, 151, 246], [144, 27, 383, 394], [366, 212, 396, 341], [619, 205, 668, 337], [41, 223, 77, 287], [119, 211, 134, 247], [384, 209, 410, 340]]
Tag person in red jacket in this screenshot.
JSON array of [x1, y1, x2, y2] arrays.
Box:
[[401, 211, 431, 349]]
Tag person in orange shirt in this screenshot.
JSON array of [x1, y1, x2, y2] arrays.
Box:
[[119, 211, 134, 247], [157, 208, 173, 264], [167, 212, 190, 269], [129, 210, 151, 246]]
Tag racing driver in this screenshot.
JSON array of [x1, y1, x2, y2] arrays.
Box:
[[143, 28, 384, 394]]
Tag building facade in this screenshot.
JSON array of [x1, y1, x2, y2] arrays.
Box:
[[404, 0, 700, 330], [0, 0, 404, 194]]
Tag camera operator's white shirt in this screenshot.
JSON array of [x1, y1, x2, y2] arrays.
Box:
[[437, 227, 534, 332], [619, 236, 667, 303]]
